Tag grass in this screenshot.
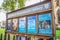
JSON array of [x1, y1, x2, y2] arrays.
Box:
[[1, 28, 60, 39], [56, 30, 60, 38], [0, 28, 5, 40], [0, 28, 5, 33], [0, 28, 15, 40]]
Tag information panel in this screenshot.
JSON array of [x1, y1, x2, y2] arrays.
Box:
[[7, 20, 12, 31], [18, 17, 26, 33], [12, 19, 18, 31], [27, 16, 36, 34], [38, 13, 52, 35]]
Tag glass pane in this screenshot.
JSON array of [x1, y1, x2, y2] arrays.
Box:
[[18, 17, 26, 33], [27, 16, 36, 34], [7, 20, 12, 31], [38, 13, 52, 35], [12, 19, 18, 31]]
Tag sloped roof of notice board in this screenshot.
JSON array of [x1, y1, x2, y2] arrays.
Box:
[[7, 0, 52, 19]]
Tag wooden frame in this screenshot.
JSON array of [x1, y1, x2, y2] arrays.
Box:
[[6, 10, 54, 36]]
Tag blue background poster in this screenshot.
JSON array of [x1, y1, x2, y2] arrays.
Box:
[[18, 17, 26, 33], [27, 16, 36, 34], [7, 20, 12, 31], [38, 13, 52, 35]]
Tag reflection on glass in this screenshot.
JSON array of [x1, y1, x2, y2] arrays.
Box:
[[39, 20, 51, 29], [44, 2, 51, 10]]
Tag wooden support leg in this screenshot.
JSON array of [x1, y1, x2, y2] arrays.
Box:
[[44, 38, 47, 40]]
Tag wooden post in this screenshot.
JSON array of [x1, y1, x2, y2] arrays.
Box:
[[0, 34, 2, 40], [13, 36, 15, 40], [44, 39, 47, 40], [4, 33, 6, 40], [8, 34, 10, 40]]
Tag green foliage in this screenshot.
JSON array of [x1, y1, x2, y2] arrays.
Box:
[[2, 0, 26, 12], [56, 30, 60, 38], [18, 0, 25, 8], [2, 2, 8, 11]]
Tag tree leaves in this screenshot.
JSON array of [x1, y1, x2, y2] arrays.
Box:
[[2, 0, 25, 12]]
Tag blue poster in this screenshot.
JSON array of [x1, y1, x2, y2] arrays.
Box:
[[18, 17, 26, 33], [38, 13, 52, 35], [27, 16, 36, 34], [7, 20, 12, 31]]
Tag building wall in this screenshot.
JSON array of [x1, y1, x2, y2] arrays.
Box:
[[0, 21, 6, 28], [52, 0, 60, 28]]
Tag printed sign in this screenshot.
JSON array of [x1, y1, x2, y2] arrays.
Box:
[[27, 16, 36, 34], [18, 17, 26, 33], [12, 19, 18, 31], [7, 2, 51, 19], [38, 13, 52, 35], [7, 20, 12, 31]]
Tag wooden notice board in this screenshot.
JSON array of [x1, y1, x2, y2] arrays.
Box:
[[6, 0, 55, 39]]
